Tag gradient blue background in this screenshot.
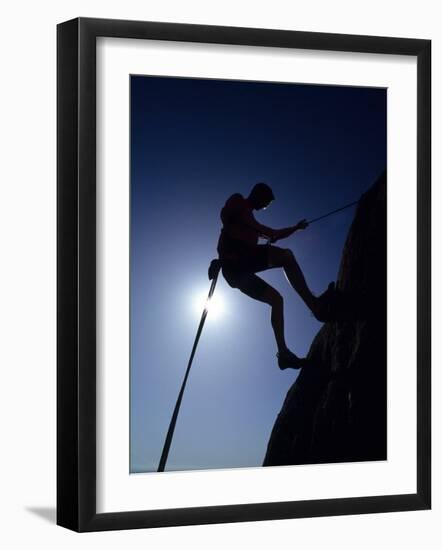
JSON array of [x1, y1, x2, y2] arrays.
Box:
[[130, 75, 386, 473]]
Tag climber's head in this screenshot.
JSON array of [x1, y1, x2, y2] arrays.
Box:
[[248, 182, 275, 210]]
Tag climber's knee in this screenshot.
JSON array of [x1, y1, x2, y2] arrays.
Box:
[[262, 287, 283, 310], [283, 248, 294, 260], [268, 245, 294, 267], [279, 247, 295, 266]]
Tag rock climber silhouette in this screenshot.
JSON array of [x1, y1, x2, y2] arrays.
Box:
[[217, 182, 335, 370]]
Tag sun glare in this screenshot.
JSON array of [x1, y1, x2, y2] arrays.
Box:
[[193, 290, 225, 320]]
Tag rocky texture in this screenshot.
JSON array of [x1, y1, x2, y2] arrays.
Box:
[[264, 171, 387, 466]]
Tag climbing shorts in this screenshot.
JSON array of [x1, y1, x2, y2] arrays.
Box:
[[221, 244, 272, 292]]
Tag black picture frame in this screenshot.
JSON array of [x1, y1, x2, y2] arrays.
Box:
[[57, 17, 431, 532]]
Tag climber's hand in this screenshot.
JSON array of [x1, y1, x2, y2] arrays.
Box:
[[296, 219, 309, 230], [269, 221, 308, 243]]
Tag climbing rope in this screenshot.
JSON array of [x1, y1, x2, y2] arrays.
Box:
[[307, 198, 360, 225], [157, 261, 221, 472], [265, 198, 360, 245]]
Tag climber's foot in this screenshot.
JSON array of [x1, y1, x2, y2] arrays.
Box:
[[277, 348, 309, 370], [312, 282, 336, 322]]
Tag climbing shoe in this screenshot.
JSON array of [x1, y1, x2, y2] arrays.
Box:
[[313, 281, 336, 322], [277, 348, 309, 370]]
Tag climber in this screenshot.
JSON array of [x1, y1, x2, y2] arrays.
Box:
[[217, 182, 335, 370]]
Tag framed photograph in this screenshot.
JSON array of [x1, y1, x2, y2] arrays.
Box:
[[57, 17, 431, 532]]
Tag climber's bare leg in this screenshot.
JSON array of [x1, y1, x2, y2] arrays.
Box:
[[236, 274, 288, 353], [267, 246, 318, 311], [235, 273, 307, 369]]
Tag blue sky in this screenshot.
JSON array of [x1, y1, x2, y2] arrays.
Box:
[[130, 75, 386, 473]]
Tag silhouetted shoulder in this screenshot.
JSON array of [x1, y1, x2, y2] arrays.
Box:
[[225, 193, 244, 206], [221, 193, 246, 223]]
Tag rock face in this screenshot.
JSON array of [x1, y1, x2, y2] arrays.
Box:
[[264, 171, 387, 466]]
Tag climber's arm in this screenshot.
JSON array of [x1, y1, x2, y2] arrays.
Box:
[[242, 212, 278, 239], [272, 219, 309, 241], [242, 210, 309, 241]]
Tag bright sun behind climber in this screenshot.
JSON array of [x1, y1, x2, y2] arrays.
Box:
[[193, 289, 225, 320]]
